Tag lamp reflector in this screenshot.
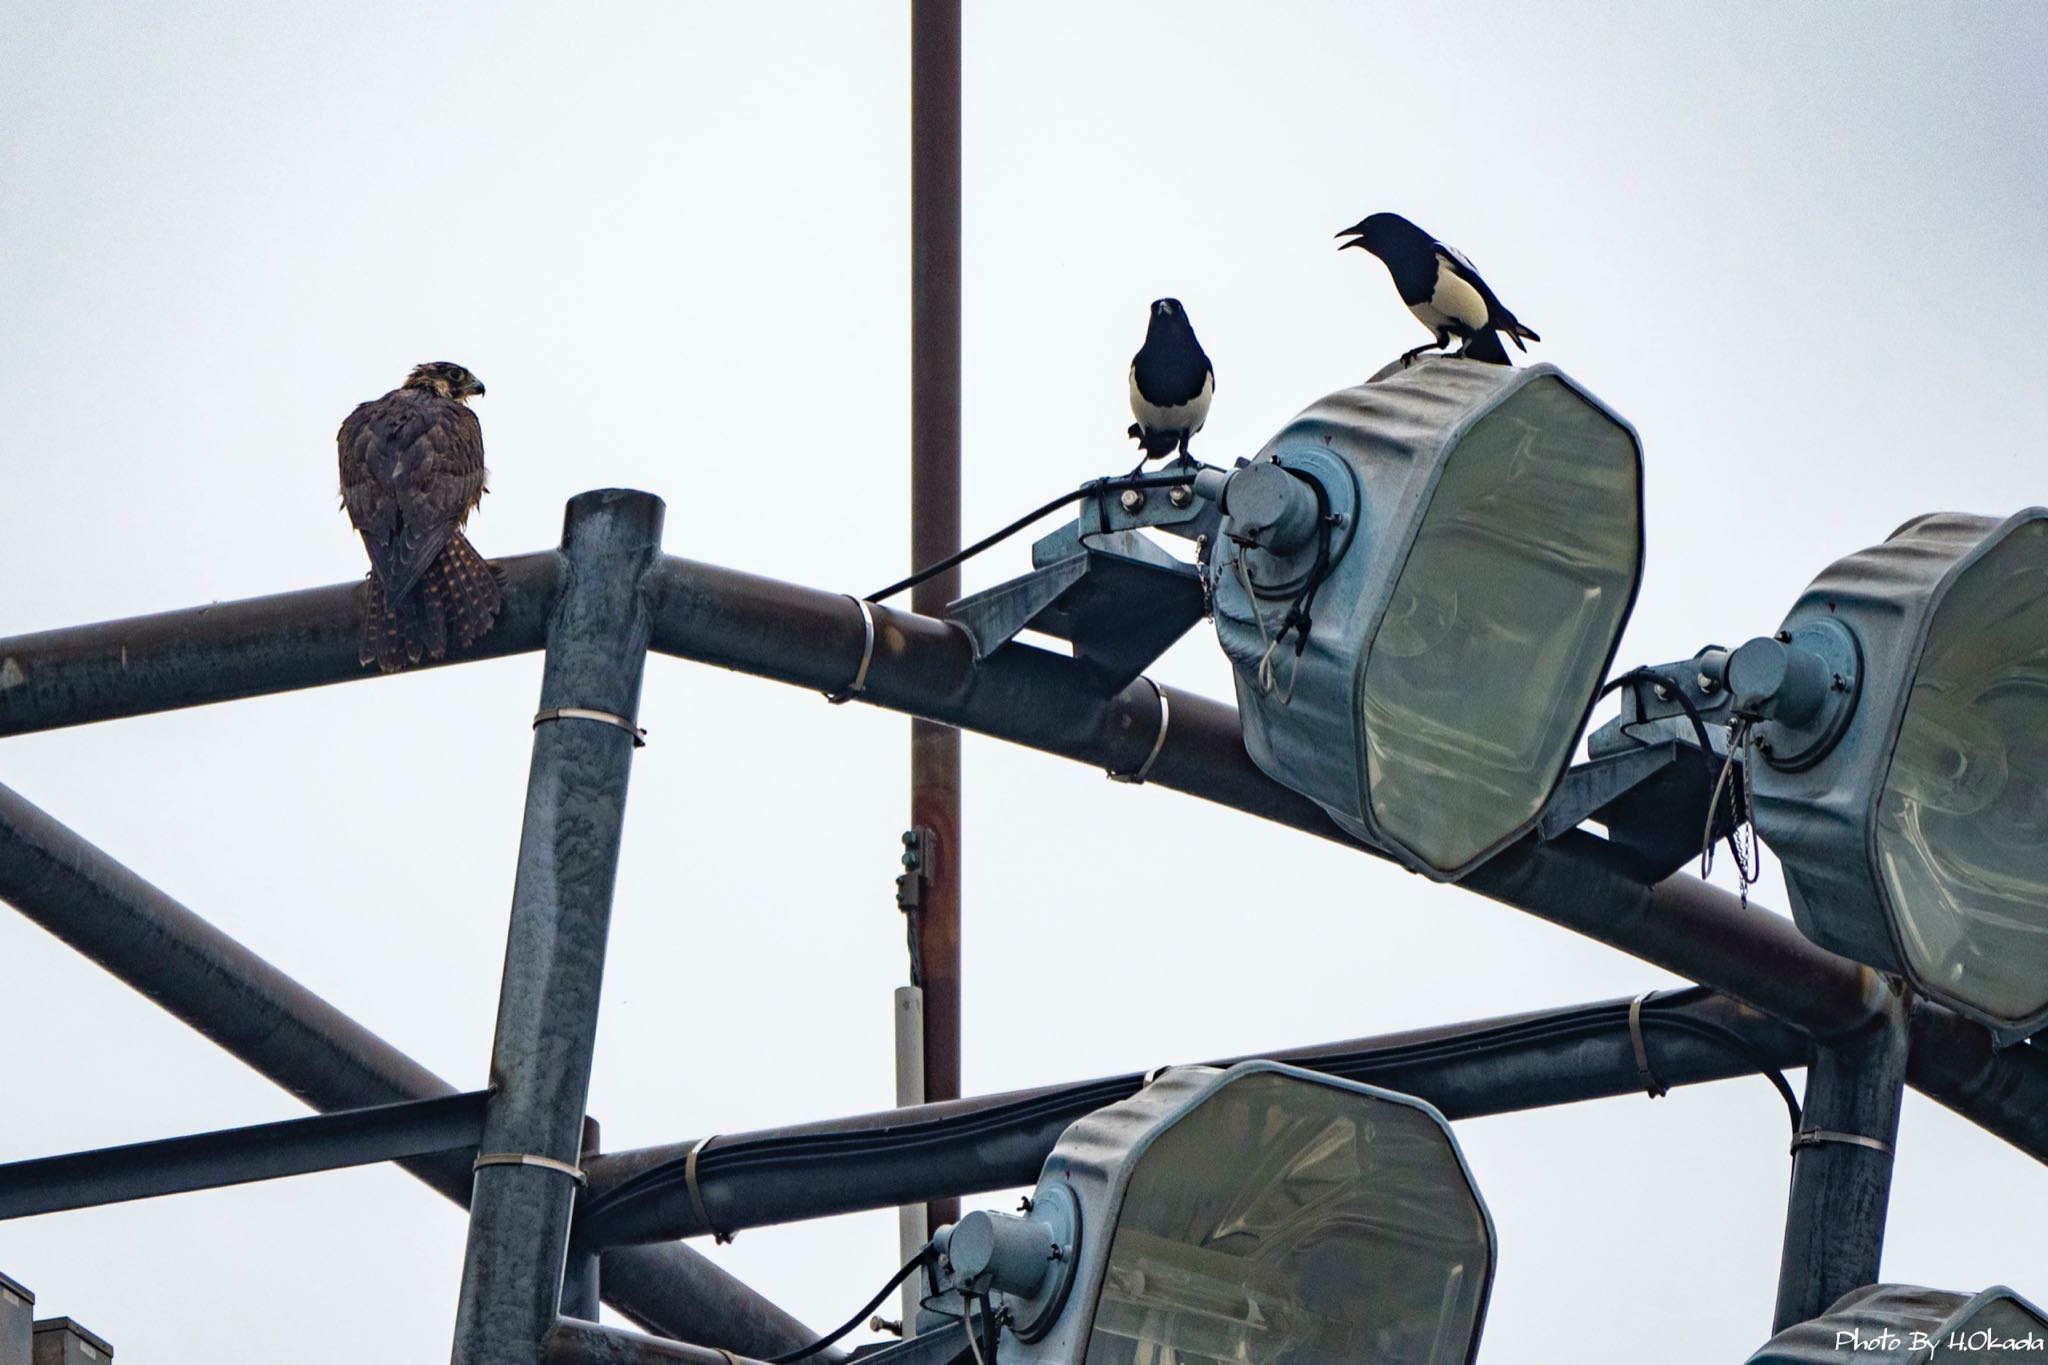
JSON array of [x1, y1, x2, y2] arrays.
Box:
[[1877, 519, 2048, 1027], [1361, 375, 1641, 872], [1078, 1070, 1490, 1365]]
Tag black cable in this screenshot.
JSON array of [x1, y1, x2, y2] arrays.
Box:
[[579, 993, 1804, 1231], [864, 471, 1204, 605], [763, 1241, 935, 1364]]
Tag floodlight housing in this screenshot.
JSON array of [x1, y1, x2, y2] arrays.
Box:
[[944, 1060, 1495, 1365], [1738, 509, 2048, 1041], [1747, 1283, 2047, 1363], [1208, 359, 1645, 879]]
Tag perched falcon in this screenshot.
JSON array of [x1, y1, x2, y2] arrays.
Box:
[[338, 361, 502, 673], [1337, 212, 1540, 367], [1127, 297, 1214, 463]]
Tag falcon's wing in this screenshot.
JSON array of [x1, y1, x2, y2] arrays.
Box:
[[338, 391, 488, 598]]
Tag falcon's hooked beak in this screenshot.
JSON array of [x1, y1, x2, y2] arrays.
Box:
[[468, 381, 486, 397]]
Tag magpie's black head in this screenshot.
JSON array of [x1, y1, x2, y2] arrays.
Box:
[[404, 361, 486, 401], [1145, 297, 1197, 341], [1335, 212, 1426, 262]]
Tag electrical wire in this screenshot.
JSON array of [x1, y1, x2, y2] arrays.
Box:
[[763, 1241, 935, 1364], [864, 471, 1206, 605], [577, 991, 1803, 1235]]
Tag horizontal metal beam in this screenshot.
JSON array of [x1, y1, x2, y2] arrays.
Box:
[[574, 989, 1807, 1247], [545, 1319, 761, 1365], [0, 536, 2042, 1165], [0, 1092, 489, 1220], [0, 778, 821, 1355], [0, 552, 559, 737]]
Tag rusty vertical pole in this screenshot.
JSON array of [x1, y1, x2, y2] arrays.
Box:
[[910, 0, 963, 1232]]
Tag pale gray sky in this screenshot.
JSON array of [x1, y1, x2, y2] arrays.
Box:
[[2, 4, 2045, 1362]]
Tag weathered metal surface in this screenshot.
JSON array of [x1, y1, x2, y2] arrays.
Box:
[[543, 1319, 763, 1365], [0, 553, 559, 737], [0, 1091, 488, 1220], [0, 782, 820, 1354], [574, 989, 1807, 1247], [1774, 986, 1910, 1331], [451, 491, 664, 1365]]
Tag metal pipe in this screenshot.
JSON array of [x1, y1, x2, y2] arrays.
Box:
[[545, 1319, 760, 1365], [2, 546, 2043, 1161], [562, 1118, 604, 1323], [452, 490, 664, 1365], [574, 989, 1808, 1247], [0, 553, 558, 737], [910, 0, 964, 1235], [1773, 986, 1910, 1332], [0, 1092, 487, 1220], [0, 777, 821, 1355]]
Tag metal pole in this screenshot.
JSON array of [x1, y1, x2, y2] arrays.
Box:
[[0, 754, 823, 1357], [1772, 983, 1909, 1332], [892, 986, 928, 1327], [545, 1320, 761, 1365], [574, 989, 1808, 1247], [451, 490, 664, 1365], [910, 0, 964, 1236], [562, 1117, 604, 1323]]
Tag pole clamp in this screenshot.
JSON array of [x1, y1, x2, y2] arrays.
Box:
[[1107, 679, 1170, 784], [825, 597, 878, 704], [685, 1134, 735, 1244], [533, 707, 647, 748], [473, 1152, 588, 1185], [1628, 991, 1668, 1099], [1791, 1128, 1894, 1157]]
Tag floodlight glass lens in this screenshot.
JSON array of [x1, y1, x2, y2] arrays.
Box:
[[1361, 376, 1640, 872], [1878, 520, 2048, 1026], [1082, 1072, 1489, 1365]]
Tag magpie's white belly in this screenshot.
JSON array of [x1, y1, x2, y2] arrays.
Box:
[[1129, 366, 1212, 436], [1409, 257, 1488, 334]]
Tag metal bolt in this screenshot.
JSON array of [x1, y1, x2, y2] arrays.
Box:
[[1775, 630, 1793, 644], [1167, 484, 1193, 509], [1832, 674, 1847, 691], [1652, 683, 1673, 702], [1017, 1195, 1033, 1213], [1119, 488, 1146, 513], [1697, 672, 1720, 695]]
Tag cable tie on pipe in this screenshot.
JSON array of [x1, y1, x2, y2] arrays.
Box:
[[685, 1134, 735, 1244], [1629, 992, 1668, 1098], [824, 597, 876, 705], [533, 707, 647, 748], [473, 1152, 587, 1185], [1791, 1128, 1893, 1156], [1107, 679, 1170, 784]]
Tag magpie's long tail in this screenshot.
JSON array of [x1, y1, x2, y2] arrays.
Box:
[[1461, 329, 1513, 366]]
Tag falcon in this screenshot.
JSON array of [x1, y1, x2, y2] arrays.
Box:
[[1336, 212, 1540, 367], [337, 361, 502, 672]]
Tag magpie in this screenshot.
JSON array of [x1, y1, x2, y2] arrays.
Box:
[[1127, 298, 1214, 463], [1336, 212, 1540, 367]]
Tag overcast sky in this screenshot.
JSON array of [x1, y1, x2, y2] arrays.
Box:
[[3, 4, 2046, 1363]]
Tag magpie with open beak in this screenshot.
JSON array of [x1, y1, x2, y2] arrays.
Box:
[[1127, 297, 1214, 463], [1337, 212, 1539, 367]]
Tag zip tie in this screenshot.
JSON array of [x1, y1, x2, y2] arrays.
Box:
[[1628, 992, 1668, 1099], [825, 596, 877, 704], [1108, 679, 1170, 784], [1791, 1129, 1894, 1157], [534, 707, 647, 748], [473, 1152, 587, 1185], [684, 1134, 734, 1244]]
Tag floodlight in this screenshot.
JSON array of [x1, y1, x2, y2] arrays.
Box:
[[1206, 359, 1644, 879], [1726, 509, 2048, 1040], [1747, 1283, 2046, 1363], [927, 1060, 1495, 1365]]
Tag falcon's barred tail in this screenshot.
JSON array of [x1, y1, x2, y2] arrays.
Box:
[[359, 535, 504, 674]]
